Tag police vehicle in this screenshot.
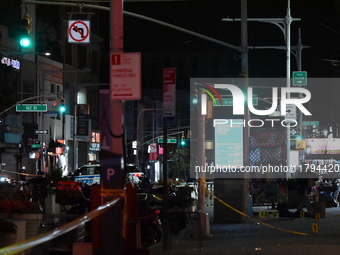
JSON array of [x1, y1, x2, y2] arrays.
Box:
[[71, 164, 101, 185]]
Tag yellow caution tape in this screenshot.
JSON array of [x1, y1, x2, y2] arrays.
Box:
[[152, 194, 163, 201], [2, 170, 43, 178], [199, 178, 206, 185], [205, 189, 312, 236]]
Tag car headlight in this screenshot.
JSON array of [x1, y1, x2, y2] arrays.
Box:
[[0, 177, 6, 182]]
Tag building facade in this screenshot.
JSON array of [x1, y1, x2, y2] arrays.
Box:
[[0, 2, 103, 179]]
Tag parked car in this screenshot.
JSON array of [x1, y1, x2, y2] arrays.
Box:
[[0, 174, 11, 183], [70, 164, 145, 186], [69, 164, 101, 185]]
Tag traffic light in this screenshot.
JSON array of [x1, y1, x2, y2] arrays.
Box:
[[59, 98, 66, 113], [296, 140, 306, 150], [53, 98, 66, 113], [290, 127, 303, 150], [19, 14, 32, 48], [52, 99, 58, 111], [192, 89, 198, 104], [180, 134, 186, 146]]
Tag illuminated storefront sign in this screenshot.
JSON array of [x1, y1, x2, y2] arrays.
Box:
[[90, 131, 101, 151], [1, 57, 20, 70]]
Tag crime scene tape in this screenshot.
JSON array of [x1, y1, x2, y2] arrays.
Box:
[[2, 170, 42, 178], [152, 194, 163, 201], [0, 197, 122, 255], [205, 189, 312, 236]]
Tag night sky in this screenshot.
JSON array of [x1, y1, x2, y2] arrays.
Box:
[[122, 0, 340, 130], [123, 0, 339, 78]]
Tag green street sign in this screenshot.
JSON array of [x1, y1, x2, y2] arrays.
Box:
[[31, 144, 41, 148], [303, 121, 319, 126], [213, 97, 258, 106], [293, 71, 307, 86], [157, 138, 177, 144], [16, 104, 47, 112]]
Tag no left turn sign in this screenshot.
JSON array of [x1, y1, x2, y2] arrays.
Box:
[[68, 20, 90, 43]]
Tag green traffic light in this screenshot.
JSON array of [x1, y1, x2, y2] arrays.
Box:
[[20, 37, 30, 47], [296, 135, 302, 141], [192, 98, 198, 104], [181, 140, 186, 146], [59, 105, 66, 112]]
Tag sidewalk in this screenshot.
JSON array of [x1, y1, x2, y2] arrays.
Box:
[[149, 207, 340, 255]]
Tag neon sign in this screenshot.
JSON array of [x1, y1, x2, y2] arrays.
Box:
[[1, 57, 20, 70]]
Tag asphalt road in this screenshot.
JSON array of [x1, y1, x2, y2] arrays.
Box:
[[149, 207, 340, 255]]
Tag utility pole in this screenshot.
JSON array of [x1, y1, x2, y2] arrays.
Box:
[[162, 122, 170, 251], [285, 0, 292, 175], [96, 1, 124, 255], [240, 0, 250, 222], [293, 29, 308, 167], [197, 89, 207, 232]]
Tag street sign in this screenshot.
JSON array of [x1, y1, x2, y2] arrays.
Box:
[[68, 20, 90, 43], [285, 104, 296, 121], [213, 97, 258, 106], [157, 138, 177, 143], [293, 71, 307, 86], [35, 129, 48, 135], [16, 104, 47, 112], [110, 53, 141, 100], [149, 143, 157, 153], [163, 68, 176, 118], [290, 128, 299, 136], [303, 121, 319, 126], [31, 144, 41, 148]]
